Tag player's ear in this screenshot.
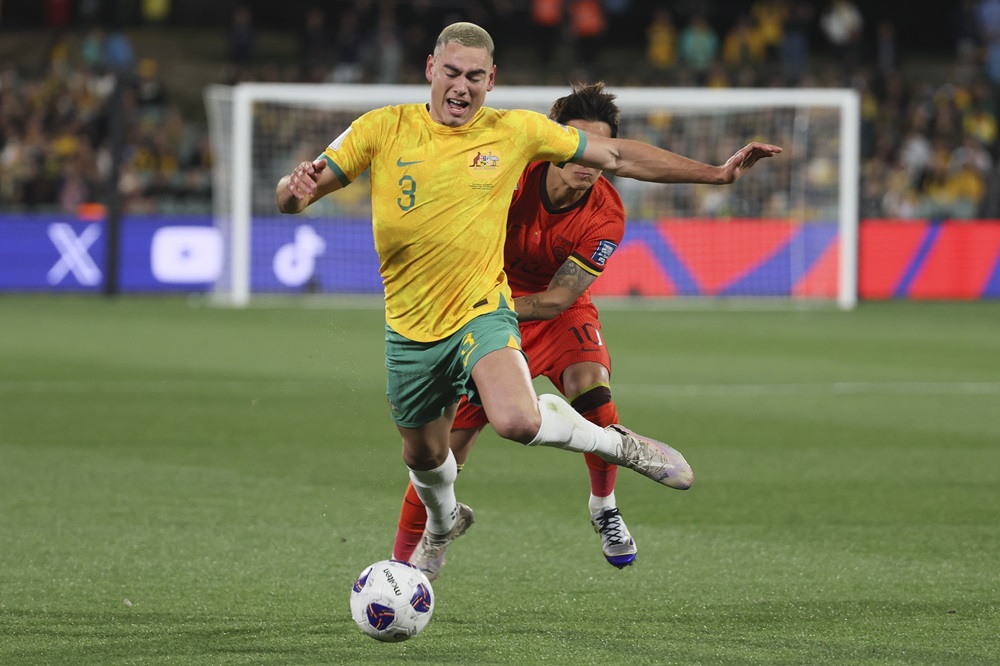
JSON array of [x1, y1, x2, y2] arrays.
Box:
[[486, 65, 496, 92], [425, 55, 435, 83]]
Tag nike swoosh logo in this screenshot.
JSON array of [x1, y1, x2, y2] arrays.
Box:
[[397, 158, 424, 167]]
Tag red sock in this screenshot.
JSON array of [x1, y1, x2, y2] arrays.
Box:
[[392, 481, 427, 561], [580, 400, 620, 498]]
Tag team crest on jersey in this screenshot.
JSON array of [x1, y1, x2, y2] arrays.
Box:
[[553, 236, 573, 263], [591, 240, 618, 266], [468, 150, 502, 176]]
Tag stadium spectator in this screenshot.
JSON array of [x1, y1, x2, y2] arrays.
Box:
[[228, 5, 255, 68], [531, 0, 565, 67], [857, 70, 881, 159], [678, 13, 720, 84], [645, 8, 677, 77], [917, 150, 986, 219], [983, 39, 1000, 87], [361, 9, 405, 84], [329, 10, 364, 83], [141, 0, 171, 26], [104, 25, 135, 74], [962, 86, 999, 147], [954, 0, 982, 61], [978, 0, 1000, 43], [751, 0, 789, 62], [928, 86, 963, 147], [819, 0, 863, 76], [875, 21, 898, 77], [781, 1, 813, 83], [133, 58, 168, 118], [602, 0, 632, 48], [79, 21, 135, 75], [880, 165, 920, 218], [57, 144, 100, 214], [80, 25, 106, 71], [299, 6, 333, 83], [951, 134, 994, 179], [898, 109, 935, 187], [568, 0, 607, 72], [45, 0, 72, 29], [721, 15, 767, 68]]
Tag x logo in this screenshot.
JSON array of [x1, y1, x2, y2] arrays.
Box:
[[48, 222, 102, 286]]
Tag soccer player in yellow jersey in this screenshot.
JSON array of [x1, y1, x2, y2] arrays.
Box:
[[276, 22, 781, 581]]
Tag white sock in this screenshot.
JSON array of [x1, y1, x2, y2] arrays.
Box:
[[589, 491, 617, 516], [527, 394, 620, 457], [408, 450, 458, 535]]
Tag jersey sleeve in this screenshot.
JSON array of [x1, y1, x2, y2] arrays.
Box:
[[319, 107, 388, 187], [568, 182, 626, 276], [510, 110, 586, 166]]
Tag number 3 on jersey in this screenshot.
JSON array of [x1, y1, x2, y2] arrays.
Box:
[[459, 332, 479, 368], [397, 175, 416, 211]]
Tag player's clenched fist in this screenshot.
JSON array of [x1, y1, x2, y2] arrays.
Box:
[[287, 159, 327, 199], [276, 158, 329, 213]]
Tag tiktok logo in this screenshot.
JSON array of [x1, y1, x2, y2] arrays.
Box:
[[273, 225, 326, 287]]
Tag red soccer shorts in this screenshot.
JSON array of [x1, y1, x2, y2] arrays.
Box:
[[452, 301, 611, 430]]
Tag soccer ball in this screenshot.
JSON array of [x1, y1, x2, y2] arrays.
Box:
[[349, 559, 435, 642]]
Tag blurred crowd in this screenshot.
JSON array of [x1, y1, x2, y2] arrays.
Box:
[[1, 0, 999, 220], [0, 20, 212, 216]]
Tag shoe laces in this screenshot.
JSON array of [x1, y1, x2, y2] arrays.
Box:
[[594, 508, 628, 546], [610, 427, 645, 466]]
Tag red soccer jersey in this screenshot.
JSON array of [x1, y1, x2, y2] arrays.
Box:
[[504, 161, 625, 306]]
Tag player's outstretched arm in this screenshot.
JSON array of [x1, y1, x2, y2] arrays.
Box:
[[514, 259, 598, 321], [276, 158, 340, 214], [717, 142, 784, 183], [577, 134, 782, 185]]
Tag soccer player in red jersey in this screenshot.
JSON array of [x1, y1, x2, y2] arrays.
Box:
[[393, 83, 650, 570]]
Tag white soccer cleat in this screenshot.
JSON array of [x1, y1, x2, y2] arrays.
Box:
[[603, 424, 694, 490], [591, 507, 638, 569], [407, 502, 475, 582]]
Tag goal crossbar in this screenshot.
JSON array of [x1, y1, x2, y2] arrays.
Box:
[[208, 84, 860, 309]]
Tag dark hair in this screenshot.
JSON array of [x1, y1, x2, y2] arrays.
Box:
[[549, 82, 620, 139]]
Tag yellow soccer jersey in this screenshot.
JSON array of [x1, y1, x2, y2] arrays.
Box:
[[321, 103, 585, 342]]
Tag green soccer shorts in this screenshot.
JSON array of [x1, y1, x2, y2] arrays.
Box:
[[384, 305, 522, 428]]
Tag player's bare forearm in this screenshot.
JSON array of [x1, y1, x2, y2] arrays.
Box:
[[612, 139, 730, 183], [514, 294, 556, 320], [514, 261, 596, 321], [276, 175, 309, 213], [582, 135, 782, 185]]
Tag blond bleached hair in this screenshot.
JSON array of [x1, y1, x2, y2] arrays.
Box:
[[434, 22, 495, 60]]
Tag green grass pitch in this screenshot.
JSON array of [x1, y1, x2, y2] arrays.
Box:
[[1, 295, 998, 665]]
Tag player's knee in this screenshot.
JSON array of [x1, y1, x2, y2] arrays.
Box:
[[402, 447, 448, 470], [490, 407, 541, 444]]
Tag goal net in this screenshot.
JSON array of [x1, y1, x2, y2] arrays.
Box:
[[205, 84, 859, 309]]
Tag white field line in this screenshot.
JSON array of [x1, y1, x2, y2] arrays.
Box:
[[1, 380, 999, 397]]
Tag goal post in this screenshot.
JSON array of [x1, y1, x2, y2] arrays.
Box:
[[205, 84, 859, 309]]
